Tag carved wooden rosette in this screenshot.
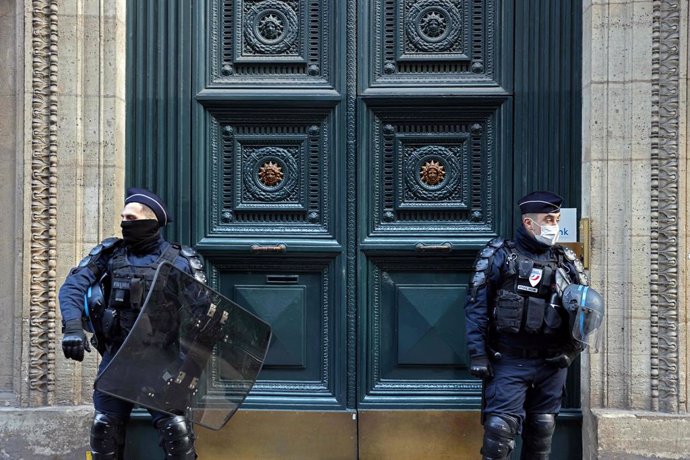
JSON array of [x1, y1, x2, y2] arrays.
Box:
[[650, 0, 680, 413], [29, 0, 58, 405]]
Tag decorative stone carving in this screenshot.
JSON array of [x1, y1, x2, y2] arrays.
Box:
[[259, 160, 285, 186], [369, 0, 499, 85], [420, 159, 446, 186], [405, 0, 463, 53], [650, 0, 680, 413], [244, 0, 299, 55], [404, 146, 461, 202], [243, 146, 298, 201], [29, 0, 59, 406], [216, 0, 332, 83]]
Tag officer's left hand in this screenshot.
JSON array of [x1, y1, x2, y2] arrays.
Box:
[[545, 351, 578, 368]]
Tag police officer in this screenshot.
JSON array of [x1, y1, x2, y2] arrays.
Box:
[[59, 188, 207, 460], [465, 191, 589, 460]]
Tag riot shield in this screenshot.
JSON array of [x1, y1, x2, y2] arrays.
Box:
[[94, 261, 272, 430]]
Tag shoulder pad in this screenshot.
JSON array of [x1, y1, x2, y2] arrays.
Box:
[[474, 257, 489, 271], [487, 237, 505, 249], [559, 246, 577, 262], [476, 237, 505, 261], [77, 255, 93, 268], [471, 271, 487, 287], [557, 247, 589, 286], [178, 245, 206, 284], [101, 237, 121, 249], [88, 237, 122, 256], [194, 271, 208, 284], [180, 245, 198, 258]]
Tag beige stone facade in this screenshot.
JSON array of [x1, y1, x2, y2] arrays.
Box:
[[581, 0, 690, 458], [0, 0, 126, 457], [0, 0, 689, 458]]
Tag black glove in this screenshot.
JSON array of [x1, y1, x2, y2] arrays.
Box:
[[469, 355, 493, 379], [61, 319, 91, 362], [545, 350, 579, 369]]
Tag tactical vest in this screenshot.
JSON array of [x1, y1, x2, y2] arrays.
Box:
[[492, 242, 564, 335], [105, 244, 180, 342]]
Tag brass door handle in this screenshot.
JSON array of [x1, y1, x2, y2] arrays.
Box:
[[250, 244, 287, 254], [415, 242, 452, 253]]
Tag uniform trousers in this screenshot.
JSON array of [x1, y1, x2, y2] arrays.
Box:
[[482, 353, 568, 431]]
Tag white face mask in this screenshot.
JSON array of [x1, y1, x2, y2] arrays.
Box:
[[530, 219, 560, 246]]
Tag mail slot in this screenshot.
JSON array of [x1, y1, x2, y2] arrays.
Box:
[[266, 274, 300, 285]]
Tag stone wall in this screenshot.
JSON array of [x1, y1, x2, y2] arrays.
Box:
[[582, 0, 690, 457]]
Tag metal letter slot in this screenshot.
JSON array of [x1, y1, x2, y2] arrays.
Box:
[[266, 274, 300, 284]]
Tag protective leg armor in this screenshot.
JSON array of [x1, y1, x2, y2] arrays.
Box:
[[520, 413, 556, 460], [155, 415, 197, 459], [481, 413, 519, 460], [90, 412, 126, 460]]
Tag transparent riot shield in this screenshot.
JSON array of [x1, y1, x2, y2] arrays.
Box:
[[94, 261, 272, 430]]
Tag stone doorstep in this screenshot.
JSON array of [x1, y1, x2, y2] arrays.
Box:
[[0, 406, 91, 459], [590, 408, 690, 460]]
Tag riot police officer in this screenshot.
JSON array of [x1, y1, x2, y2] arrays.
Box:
[[465, 191, 589, 460], [59, 188, 207, 460]]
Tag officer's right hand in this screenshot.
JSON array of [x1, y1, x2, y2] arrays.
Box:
[[61, 319, 91, 362], [469, 355, 493, 379]]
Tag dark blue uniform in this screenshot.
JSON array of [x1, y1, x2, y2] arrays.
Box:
[[60, 232, 206, 460], [59, 236, 194, 422], [465, 225, 587, 460]]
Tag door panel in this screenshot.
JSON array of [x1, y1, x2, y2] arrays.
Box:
[[199, 105, 339, 241], [360, 257, 475, 408], [359, 100, 511, 243], [206, 0, 339, 88], [361, 0, 509, 89], [210, 257, 343, 408]]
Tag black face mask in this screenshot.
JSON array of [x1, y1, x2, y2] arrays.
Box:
[[121, 219, 161, 254]]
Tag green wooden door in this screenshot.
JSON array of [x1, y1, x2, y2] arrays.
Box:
[[126, 0, 582, 457]]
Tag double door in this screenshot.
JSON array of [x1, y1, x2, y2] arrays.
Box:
[[127, 0, 582, 456]]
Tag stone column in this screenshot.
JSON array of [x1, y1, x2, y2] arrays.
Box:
[[49, 0, 127, 406], [0, 0, 23, 407], [582, 0, 690, 458], [0, 0, 125, 456], [16, 0, 126, 408]]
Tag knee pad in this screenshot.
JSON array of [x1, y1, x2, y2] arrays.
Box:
[[521, 413, 556, 458], [155, 415, 197, 459], [90, 412, 126, 460], [480, 413, 519, 460]]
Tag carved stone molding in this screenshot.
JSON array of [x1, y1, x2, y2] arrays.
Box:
[[650, 0, 680, 413], [29, 0, 58, 406]]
